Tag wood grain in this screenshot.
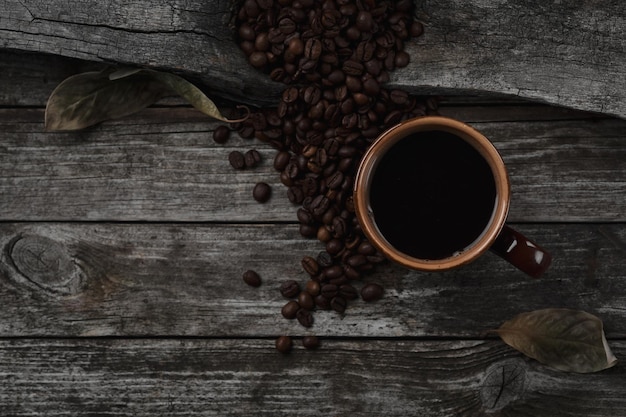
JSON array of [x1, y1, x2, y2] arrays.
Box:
[[2, 1, 626, 116], [0, 338, 623, 417], [0, 107, 623, 222], [0, 52, 625, 417], [1, 222, 624, 338], [395, 0, 626, 118]]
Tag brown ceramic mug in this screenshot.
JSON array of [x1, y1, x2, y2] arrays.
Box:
[[354, 116, 551, 278]]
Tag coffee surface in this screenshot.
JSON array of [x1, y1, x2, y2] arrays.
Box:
[[370, 130, 496, 260]]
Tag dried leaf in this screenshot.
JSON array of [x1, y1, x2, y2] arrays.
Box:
[[108, 68, 144, 80], [494, 308, 617, 373], [45, 68, 249, 131], [45, 69, 166, 131], [145, 70, 249, 123]]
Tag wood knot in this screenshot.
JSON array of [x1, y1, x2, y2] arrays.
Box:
[[7, 235, 85, 296], [480, 359, 527, 412]]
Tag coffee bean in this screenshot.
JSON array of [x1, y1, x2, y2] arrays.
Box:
[[239, 22, 256, 41], [282, 87, 299, 103], [273, 151, 291, 171], [361, 282, 384, 302], [299, 223, 317, 238], [255, 32, 270, 52], [288, 37, 304, 55], [343, 264, 361, 280], [317, 251, 333, 268], [280, 279, 300, 298], [410, 21, 424, 37], [304, 38, 322, 60], [213, 125, 230, 144], [301, 256, 320, 276], [346, 253, 368, 268], [356, 11, 373, 32], [244, 149, 262, 168], [315, 294, 331, 309], [242, 269, 262, 287], [324, 264, 344, 279], [339, 284, 358, 300], [325, 238, 343, 256], [302, 335, 320, 349], [281, 300, 300, 319], [329, 275, 348, 286], [330, 296, 347, 313], [305, 279, 321, 296], [394, 50, 410, 68], [302, 85, 322, 105], [297, 208, 314, 224], [298, 290, 315, 310], [228, 151, 246, 170], [249, 51, 268, 68], [275, 335, 293, 353], [321, 283, 338, 298], [279, 17, 296, 34], [253, 182, 272, 203], [317, 225, 332, 242], [358, 241, 377, 255], [363, 77, 380, 95], [270, 67, 286, 82], [296, 308, 314, 327], [343, 60, 364, 76], [287, 185, 305, 204]]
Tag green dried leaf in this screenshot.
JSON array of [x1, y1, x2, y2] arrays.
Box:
[[494, 308, 617, 373], [45, 69, 166, 131], [45, 68, 249, 131]]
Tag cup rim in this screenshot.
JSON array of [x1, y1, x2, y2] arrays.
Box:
[[353, 116, 511, 272]]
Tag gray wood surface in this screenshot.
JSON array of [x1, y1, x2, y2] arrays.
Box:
[[0, 339, 624, 417], [1, 222, 625, 338], [2, 1, 626, 117], [1, 107, 624, 222], [1, 49, 625, 416]]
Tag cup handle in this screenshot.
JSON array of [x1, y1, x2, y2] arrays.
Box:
[[489, 225, 552, 278]]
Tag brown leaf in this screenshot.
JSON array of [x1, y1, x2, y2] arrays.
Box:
[[494, 308, 617, 373], [45, 68, 249, 131], [45, 69, 166, 131], [145, 70, 249, 123]]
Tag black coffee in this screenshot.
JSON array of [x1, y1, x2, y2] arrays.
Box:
[[369, 130, 496, 260]]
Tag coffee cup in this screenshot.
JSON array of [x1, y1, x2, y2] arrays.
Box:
[[354, 116, 551, 278]]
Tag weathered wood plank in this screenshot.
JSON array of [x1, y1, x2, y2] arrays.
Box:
[[0, 338, 623, 417], [395, 0, 626, 119], [0, 50, 103, 107], [0, 108, 624, 222], [2, 0, 625, 117], [1, 222, 624, 338], [0, 0, 283, 105], [0, 49, 610, 121]]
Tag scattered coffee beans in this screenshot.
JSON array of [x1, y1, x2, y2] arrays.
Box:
[[253, 182, 272, 203], [302, 335, 320, 350], [231, 0, 439, 340], [275, 335, 293, 353], [296, 308, 314, 327], [242, 269, 262, 287], [297, 290, 315, 310], [244, 149, 262, 168], [280, 279, 300, 298], [281, 300, 300, 319], [228, 150, 246, 170], [213, 125, 230, 144], [360, 282, 384, 302]]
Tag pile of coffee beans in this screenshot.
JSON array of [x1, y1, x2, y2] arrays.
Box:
[[229, 0, 438, 350]]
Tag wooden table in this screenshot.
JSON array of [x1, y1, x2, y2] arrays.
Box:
[[1, 48, 625, 416]]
